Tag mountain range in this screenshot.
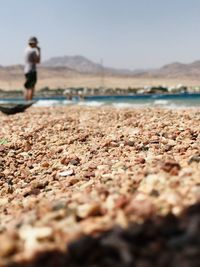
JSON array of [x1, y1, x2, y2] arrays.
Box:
[[1, 55, 200, 90], [1, 55, 200, 78], [41, 55, 200, 78]]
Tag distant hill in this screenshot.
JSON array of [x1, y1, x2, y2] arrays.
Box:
[[42, 55, 102, 73], [42, 55, 139, 76], [138, 60, 200, 78]]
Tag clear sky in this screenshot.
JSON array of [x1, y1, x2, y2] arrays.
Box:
[[0, 0, 200, 69]]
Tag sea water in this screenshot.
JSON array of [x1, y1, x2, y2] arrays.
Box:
[[0, 93, 200, 109]]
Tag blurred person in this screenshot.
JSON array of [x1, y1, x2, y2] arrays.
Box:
[[24, 37, 41, 101]]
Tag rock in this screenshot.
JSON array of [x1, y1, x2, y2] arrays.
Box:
[[58, 170, 74, 177], [19, 226, 53, 256], [0, 197, 9, 206], [188, 154, 200, 164], [23, 188, 41, 197], [0, 172, 6, 179], [115, 195, 130, 209], [125, 199, 155, 218], [60, 157, 70, 165], [84, 171, 95, 179], [135, 157, 146, 164], [77, 203, 101, 218], [0, 145, 6, 153], [70, 157, 81, 166], [24, 141, 32, 152], [41, 162, 50, 168], [0, 233, 18, 257], [125, 140, 134, 147], [161, 160, 181, 175]]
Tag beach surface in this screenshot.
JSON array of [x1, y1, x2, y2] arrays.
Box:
[[0, 106, 200, 266]]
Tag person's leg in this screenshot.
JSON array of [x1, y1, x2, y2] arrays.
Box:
[[30, 87, 35, 100], [24, 72, 36, 101], [24, 88, 28, 101], [29, 72, 37, 100], [24, 88, 34, 101]]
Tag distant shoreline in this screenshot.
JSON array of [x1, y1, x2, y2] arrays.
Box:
[[0, 85, 200, 99]]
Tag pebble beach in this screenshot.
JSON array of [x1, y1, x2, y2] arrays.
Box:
[[0, 105, 200, 266]]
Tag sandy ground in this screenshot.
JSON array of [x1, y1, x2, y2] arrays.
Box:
[[0, 106, 199, 266]]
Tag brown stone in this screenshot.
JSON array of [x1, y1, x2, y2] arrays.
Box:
[[161, 161, 181, 175]]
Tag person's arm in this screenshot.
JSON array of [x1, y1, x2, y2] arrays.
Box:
[[35, 46, 41, 64]]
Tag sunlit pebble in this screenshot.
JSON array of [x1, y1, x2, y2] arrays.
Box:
[[135, 158, 146, 164], [41, 162, 50, 168]]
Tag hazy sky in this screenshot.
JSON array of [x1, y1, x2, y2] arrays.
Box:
[[0, 0, 200, 69]]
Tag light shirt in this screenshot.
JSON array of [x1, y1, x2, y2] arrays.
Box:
[[24, 46, 39, 74]]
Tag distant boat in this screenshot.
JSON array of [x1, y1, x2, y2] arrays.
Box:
[[0, 101, 36, 115]]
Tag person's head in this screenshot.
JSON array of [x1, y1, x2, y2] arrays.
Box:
[[28, 36, 38, 47]]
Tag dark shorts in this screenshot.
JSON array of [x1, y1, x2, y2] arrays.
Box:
[[24, 72, 37, 89]]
